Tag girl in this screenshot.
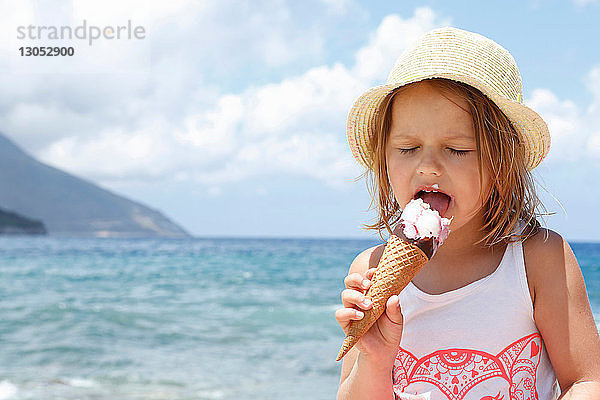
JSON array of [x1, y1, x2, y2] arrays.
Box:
[[335, 27, 600, 400]]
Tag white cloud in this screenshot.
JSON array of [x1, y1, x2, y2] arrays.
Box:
[[0, 0, 600, 195], [166, 7, 452, 187], [1, 4, 453, 192], [23, 4, 600, 192], [5, 0, 599, 191], [39, 121, 175, 180], [0, 0, 327, 140], [245, 63, 363, 135], [527, 66, 600, 164], [526, 89, 584, 163], [175, 95, 242, 154], [352, 7, 452, 83]]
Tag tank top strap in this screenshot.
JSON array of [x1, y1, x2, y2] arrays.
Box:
[[511, 218, 528, 237], [500, 221, 535, 320]]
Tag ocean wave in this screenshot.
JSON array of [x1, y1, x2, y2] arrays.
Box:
[[0, 381, 17, 400], [62, 377, 97, 388]]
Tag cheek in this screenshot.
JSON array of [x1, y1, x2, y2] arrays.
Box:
[[386, 151, 412, 174], [461, 169, 490, 207], [386, 156, 409, 181], [386, 160, 412, 204]]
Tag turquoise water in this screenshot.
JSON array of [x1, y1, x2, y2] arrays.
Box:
[[0, 237, 598, 400]]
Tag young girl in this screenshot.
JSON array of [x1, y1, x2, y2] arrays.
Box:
[[335, 27, 600, 400]]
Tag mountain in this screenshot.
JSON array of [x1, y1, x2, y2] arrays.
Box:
[[0, 207, 46, 235], [0, 132, 190, 238]]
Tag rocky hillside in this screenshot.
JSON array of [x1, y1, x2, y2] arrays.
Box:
[[0, 133, 190, 238], [0, 207, 46, 235]]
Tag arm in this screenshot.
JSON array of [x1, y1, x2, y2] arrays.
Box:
[[557, 381, 600, 399], [338, 349, 396, 400], [525, 229, 600, 399], [337, 246, 397, 400]]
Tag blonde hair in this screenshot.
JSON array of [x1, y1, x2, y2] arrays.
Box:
[[359, 78, 553, 246]]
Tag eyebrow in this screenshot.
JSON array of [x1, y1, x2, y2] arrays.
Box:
[[390, 133, 475, 141]]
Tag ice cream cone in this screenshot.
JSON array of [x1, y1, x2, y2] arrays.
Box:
[[335, 234, 429, 361], [336, 197, 452, 361]]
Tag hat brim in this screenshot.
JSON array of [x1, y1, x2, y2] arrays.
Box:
[[347, 74, 550, 171]]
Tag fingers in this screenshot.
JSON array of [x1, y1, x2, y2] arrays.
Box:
[[343, 268, 377, 293], [336, 267, 380, 332], [344, 272, 371, 291], [365, 268, 377, 281], [335, 306, 365, 332], [341, 289, 373, 310], [335, 307, 364, 323]]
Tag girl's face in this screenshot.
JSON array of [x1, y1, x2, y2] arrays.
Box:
[[385, 81, 491, 232]]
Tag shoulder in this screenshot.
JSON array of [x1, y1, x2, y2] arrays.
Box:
[[522, 226, 563, 255], [522, 228, 564, 304], [348, 243, 386, 275], [522, 227, 585, 311], [522, 227, 565, 277]]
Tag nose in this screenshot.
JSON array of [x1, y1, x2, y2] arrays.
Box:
[[417, 150, 442, 177]]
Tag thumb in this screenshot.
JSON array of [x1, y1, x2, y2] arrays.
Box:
[[379, 294, 404, 347], [384, 294, 404, 326]]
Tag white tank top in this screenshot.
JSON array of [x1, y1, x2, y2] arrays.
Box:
[[393, 235, 561, 400]]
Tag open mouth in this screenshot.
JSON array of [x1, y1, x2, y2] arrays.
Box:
[[414, 190, 452, 217]]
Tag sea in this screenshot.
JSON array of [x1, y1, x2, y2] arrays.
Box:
[[0, 236, 598, 400]]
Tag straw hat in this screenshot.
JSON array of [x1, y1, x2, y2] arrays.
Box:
[[347, 26, 550, 171]]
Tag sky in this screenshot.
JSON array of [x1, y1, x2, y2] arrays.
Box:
[[0, 0, 599, 241]]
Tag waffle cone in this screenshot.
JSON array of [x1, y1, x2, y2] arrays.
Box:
[[336, 234, 429, 361]]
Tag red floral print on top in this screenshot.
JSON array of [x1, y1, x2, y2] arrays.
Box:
[[393, 333, 542, 400]]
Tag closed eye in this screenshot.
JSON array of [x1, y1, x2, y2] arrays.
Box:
[[398, 147, 417, 155], [397, 147, 472, 156], [448, 148, 471, 157]]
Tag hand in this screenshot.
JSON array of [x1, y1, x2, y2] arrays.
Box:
[[335, 268, 404, 360]]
